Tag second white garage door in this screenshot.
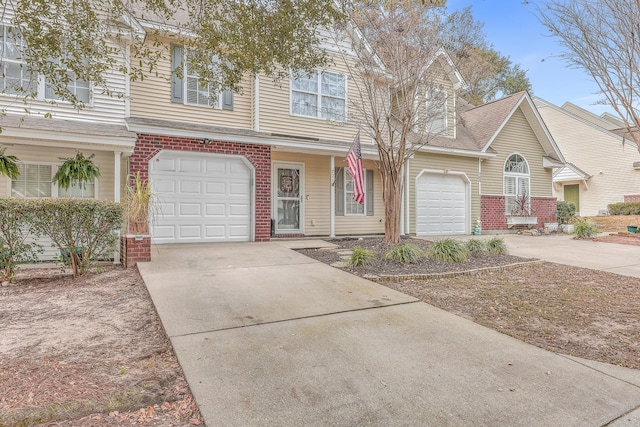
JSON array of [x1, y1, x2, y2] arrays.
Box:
[[150, 151, 253, 244], [416, 172, 468, 235]]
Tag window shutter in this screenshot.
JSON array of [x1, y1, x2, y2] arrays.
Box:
[[222, 90, 234, 110], [335, 168, 344, 216], [366, 169, 374, 216], [171, 45, 184, 103]]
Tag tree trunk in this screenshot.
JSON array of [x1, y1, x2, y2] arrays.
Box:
[[380, 167, 404, 244]]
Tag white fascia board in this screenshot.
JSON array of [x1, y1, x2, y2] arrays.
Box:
[[127, 121, 376, 157], [543, 156, 564, 168], [418, 144, 495, 159], [0, 128, 136, 154], [137, 18, 195, 38]]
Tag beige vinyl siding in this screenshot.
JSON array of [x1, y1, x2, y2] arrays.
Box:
[[412, 62, 456, 138], [480, 108, 552, 197], [0, 146, 115, 200], [129, 37, 252, 129], [409, 152, 479, 234], [259, 57, 360, 143], [271, 151, 384, 236], [539, 104, 640, 216]]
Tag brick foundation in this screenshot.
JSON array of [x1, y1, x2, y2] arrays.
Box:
[[121, 235, 151, 268], [128, 134, 272, 245], [481, 195, 557, 230], [624, 195, 640, 203]]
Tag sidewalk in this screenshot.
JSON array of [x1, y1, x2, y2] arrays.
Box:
[[138, 240, 640, 426]]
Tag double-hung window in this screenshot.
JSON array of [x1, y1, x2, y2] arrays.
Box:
[[0, 25, 35, 96], [344, 169, 365, 215], [504, 153, 530, 214], [425, 86, 447, 135], [291, 70, 346, 121], [185, 51, 220, 108], [44, 59, 91, 104]]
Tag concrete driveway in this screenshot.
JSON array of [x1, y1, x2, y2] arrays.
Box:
[[138, 240, 640, 427], [499, 233, 640, 278]]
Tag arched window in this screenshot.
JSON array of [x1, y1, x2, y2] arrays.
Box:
[[504, 153, 530, 215]]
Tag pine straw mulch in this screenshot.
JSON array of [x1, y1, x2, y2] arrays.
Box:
[[300, 236, 640, 370], [0, 266, 203, 427]]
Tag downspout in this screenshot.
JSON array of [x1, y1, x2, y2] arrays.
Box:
[[330, 156, 335, 237]]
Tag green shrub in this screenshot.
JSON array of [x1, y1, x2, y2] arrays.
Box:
[[349, 246, 375, 267], [572, 218, 598, 239], [608, 202, 640, 216], [557, 201, 576, 224], [465, 239, 487, 255], [486, 237, 508, 255], [383, 244, 423, 264], [0, 198, 42, 281], [29, 198, 123, 277], [427, 238, 468, 263]]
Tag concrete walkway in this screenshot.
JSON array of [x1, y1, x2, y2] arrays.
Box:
[[138, 240, 640, 427]]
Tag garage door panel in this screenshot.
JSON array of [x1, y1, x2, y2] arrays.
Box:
[[150, 152, 252, 244], [416, 173, 467, 236]]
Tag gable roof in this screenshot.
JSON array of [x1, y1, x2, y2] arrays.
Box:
[[423, 92, 565, 162], [552, 162, 592, 187]]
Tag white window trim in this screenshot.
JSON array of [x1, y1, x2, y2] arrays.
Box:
[[344, 167, 366, 216], [38, 76, 94, 107], [8, 161, 99, 199], [183, 50, 222, 108], [0, 25, 36, 97], [290, 69, 347, 122], [503, 153, 531, 215]]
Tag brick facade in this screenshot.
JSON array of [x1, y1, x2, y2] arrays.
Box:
[[121, 235, 151, 268], [481, 195, 558, 230], [129, 134, 272, 242], [624, 195, 640, 203]]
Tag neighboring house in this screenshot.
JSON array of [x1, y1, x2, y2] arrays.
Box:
[[404, 56, 565, 235], [533, 98, 640, 216], [0, 10, 138, 260]]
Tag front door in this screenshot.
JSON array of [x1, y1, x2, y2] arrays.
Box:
[[564, 184, 580, 214], [273, 163, 304, 234]]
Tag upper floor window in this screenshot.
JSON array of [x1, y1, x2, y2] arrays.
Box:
[[291, 70, 346, 121], [0, 25, 35, 96], [425, 86, 447, 135], [171, 45, 233, 110], [504, 153, 530, 215], [11, 163, 96, 198], [44, 59, 91, 104]]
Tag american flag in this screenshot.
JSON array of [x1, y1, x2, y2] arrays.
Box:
[[346, 132, 365, 204]]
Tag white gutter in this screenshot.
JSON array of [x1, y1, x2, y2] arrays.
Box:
[[254, 75, 260, 132]]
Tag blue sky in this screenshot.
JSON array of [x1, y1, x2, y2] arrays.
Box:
[[446, 0, 615, 117]]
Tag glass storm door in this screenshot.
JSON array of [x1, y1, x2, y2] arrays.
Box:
[[274, 165, 303, 234]]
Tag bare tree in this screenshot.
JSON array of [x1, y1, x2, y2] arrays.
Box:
[[537, 0, 640, 147], [337, 0, 458, 243]]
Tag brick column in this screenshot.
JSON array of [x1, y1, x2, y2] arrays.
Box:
[[121, 235, 151, 268]]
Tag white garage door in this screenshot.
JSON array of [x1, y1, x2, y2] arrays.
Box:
[[416, 173, 467, 235], [149, 151, 252, 244]]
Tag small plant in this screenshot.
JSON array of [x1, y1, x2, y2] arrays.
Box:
[[349, 246, 375, 267], [572, 218, 598, 239], [427, 238, 468, 263], [511, 192, 531, 216], [465, 238, 487, 255], [557, 200, 577, 224], [383, 244, 423, 264], [53, 151, 101, 190], [125, 172, 156, 235], [486, 237, 508, 255], [0, 198, 42, 282]]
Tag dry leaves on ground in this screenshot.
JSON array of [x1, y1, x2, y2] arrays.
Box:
[[0, 266, 203, 427]]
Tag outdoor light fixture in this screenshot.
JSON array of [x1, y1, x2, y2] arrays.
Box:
[[202, 138, 211, 146]]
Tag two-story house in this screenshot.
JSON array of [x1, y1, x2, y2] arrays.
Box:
[[0, 8, 138, 260]]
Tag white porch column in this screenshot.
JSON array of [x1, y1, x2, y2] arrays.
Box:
[[400, 164, 405, 235], [330, 155, 335, 237], [405, 158, 411, 235], [114, 151, 122, 264]]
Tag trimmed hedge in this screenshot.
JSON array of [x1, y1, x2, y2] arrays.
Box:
[[0, 197, 123, 278], [608, 202, 640, 216], [0, 198, 42, 281]]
